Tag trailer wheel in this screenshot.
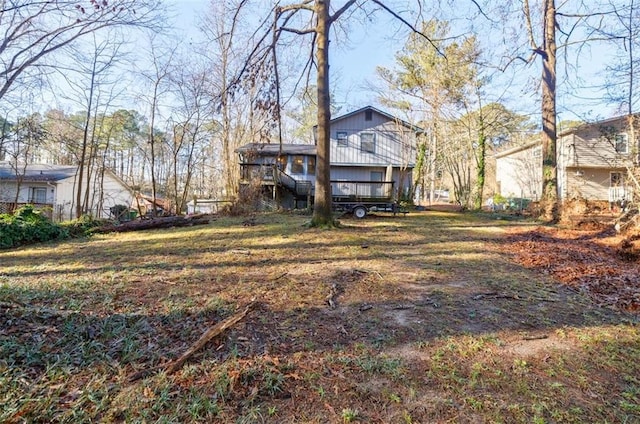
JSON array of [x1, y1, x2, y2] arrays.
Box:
[[353, 206, 367, 219]]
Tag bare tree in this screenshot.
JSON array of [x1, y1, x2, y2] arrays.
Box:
[[5, 113, 45, 212], [52, 32, 125, 218], [200, 0, 260, 200], [136, 34, 176, 217], [374, 20, 479, 207], [166, 63, 215, 214], [0, 0, 164, 102]]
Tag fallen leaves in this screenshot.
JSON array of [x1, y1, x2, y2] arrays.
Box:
[[497, 226, 640, 312]]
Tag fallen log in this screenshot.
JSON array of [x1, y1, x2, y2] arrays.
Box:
[[94, 214, 214, 234], [128, 300, 256, 382]]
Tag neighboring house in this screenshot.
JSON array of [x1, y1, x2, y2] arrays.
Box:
[[495, 114, 637, 204], [0, 162, 134, 221], [236, 106, 421, 210], [495, 141, 543, 200], [133, 193, 173, 217]]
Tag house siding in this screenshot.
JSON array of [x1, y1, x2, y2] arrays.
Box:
[[56, 170, 133, 220], [330, 111, 417, 167], [496, 115, 638, 204], [0, 166, 132, 220], [495, 144, 543, 199], [236, 107, 422, 209], [330, 166, 412, 198], [560, 123, 635, 169], [0, 182, 55, 205], [564, 167, 627, 200]]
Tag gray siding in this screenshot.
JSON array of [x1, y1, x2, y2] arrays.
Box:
[[329, 110, 417, 166], [330, 166, 412, 197]]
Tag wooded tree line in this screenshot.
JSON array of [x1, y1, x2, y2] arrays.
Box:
[[1, 1, 639, 221]]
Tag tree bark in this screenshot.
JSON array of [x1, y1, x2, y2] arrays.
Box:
[[311, 0, 334, 226], [541, 0, 558, 221], [473, 130, 486, 211]]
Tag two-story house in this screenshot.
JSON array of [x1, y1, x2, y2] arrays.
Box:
[[236, 106, 422, 211], [495, 114, 637, 205]]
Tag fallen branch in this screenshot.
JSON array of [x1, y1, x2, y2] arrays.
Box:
[[270, 272, 288, 282], [522, 334, 549, 341], [472, 292, 522, 301], [129, 301, 256, 382]]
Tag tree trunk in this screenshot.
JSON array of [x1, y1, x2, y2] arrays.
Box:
[[311, 0, 334, 226], [149, 83, 159, 218], [473, 129, 486, 211], [541, 0, 558, 221]]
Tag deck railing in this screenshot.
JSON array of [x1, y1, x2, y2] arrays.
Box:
[[330, 180, 395, 201], [240, 163, 274, 182], [274, 168, 312, 197], [609, 186, 633, 203]]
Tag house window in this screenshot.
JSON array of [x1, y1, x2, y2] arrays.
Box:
[[277, 155, 287, 170], [361, 132, 375, 153], [30, 187, 47, 204], [611, 172, 624, 187], [532, 147, 542, 160], [365, 109, 373, 121], [291, 155, 304, 174], [336, 131, 348, 146], [614, 134, 628, 154], [307, 156, 316, 175]]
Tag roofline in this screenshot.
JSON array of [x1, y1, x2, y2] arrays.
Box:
[[495, 141, 540, 159], [314, 105, 425, 133], [235, 143, 316, 154], [558, 113, 640, 137]]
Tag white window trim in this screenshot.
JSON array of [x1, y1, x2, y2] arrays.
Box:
[[30, 187, 47, 204], [336, 131, 348, 147], [615, 133, 629, 154], [360, 132, 375, 153]]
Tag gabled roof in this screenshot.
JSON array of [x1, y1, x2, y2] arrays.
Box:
[[495, 141, 540, 159], [235, 143, 317, 156], [324, 105, 425, 133], [0, 162, 78, 182], [558, 113, 640, 137]]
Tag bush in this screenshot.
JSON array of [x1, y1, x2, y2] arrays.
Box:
[[60, 215, 112, 238], [0, 205, 68, 249]]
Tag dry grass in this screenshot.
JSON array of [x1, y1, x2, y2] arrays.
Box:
[[1, 211, 638, 423]]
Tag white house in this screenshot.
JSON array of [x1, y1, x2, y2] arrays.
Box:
[[0, 162, 134, 221], [495, 141, 543, 200]]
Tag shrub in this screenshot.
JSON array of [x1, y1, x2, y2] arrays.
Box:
[[60, 215, 112, 238], [0, 205, 68, 249]]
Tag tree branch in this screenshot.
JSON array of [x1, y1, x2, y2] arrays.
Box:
[[370, 0, 445, 58], [280, 27, 316, 35], [329, 0, 359, 24]]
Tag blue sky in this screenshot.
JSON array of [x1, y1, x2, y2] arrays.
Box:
[[169, 0, 399, 111], [168, 1, 619, 125]]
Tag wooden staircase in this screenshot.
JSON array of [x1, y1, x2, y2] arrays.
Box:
[[274, 167, 313, 200]]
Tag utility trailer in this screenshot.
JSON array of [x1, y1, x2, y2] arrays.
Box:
[[330, 180, 400, 218]]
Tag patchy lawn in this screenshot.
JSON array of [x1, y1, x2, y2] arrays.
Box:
[[1, 212, 638, 423]]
